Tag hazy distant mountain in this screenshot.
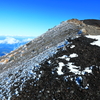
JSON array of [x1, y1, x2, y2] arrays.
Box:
[[0, 19, 100, 100]]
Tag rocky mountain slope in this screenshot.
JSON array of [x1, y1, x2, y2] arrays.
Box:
[[0, 19, 100, 100], [82, 19, 100, 27]]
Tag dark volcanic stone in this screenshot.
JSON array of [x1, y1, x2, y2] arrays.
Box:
[[11, 36, 100, 100], [82, 19, 100, 27]]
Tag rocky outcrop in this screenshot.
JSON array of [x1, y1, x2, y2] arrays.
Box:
[[67, 18, 100, 35], [67, 19, 84, 26], [82, 19, 100, 27]]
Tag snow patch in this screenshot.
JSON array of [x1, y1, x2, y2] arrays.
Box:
[[57, 62, 64, 75], [67, 63, 93, 75], [65, 58, 70, 61], [47, 60, 51, 64], [69, 53, 78, 58], [86, 35, 100, 47], [70, 45, 75, 48], [58, 55, 70, 61], [67, 63, 80, 74], [84, 67, 92, 73], [58, 55, 68, 59]]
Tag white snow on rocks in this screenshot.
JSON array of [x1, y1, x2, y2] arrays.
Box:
[[47, 60, 51, 64], [86, 35, 100, 46], [70, 45, 75, 48], [57, 62, 64, 75], [67, 62, 80, 74], [65, 58, 70, 61], [67, 62, 93, 75], [58, 55, 68, 59], [58, 53, 78, 62], [69, 53, 78, 58], [58, 55, 70, 61]]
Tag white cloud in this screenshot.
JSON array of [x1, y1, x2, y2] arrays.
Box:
[[0, 36, 34, 45], [0, 37, 20, 44], [22, 38, 33, 42]]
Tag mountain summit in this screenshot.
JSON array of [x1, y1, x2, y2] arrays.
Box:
[[0, 19, 100, 100]]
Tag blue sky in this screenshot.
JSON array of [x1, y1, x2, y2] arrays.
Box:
[[0, 0, 100, 37]]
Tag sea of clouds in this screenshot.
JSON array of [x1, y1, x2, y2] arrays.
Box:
[[0, 36, 35, 56], [0, 36, 34, 44]]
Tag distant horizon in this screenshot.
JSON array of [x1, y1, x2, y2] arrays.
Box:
[[0, 34, 37, 37]]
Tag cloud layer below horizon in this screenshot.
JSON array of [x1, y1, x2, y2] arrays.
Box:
[[0, 36, 34, 44]]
